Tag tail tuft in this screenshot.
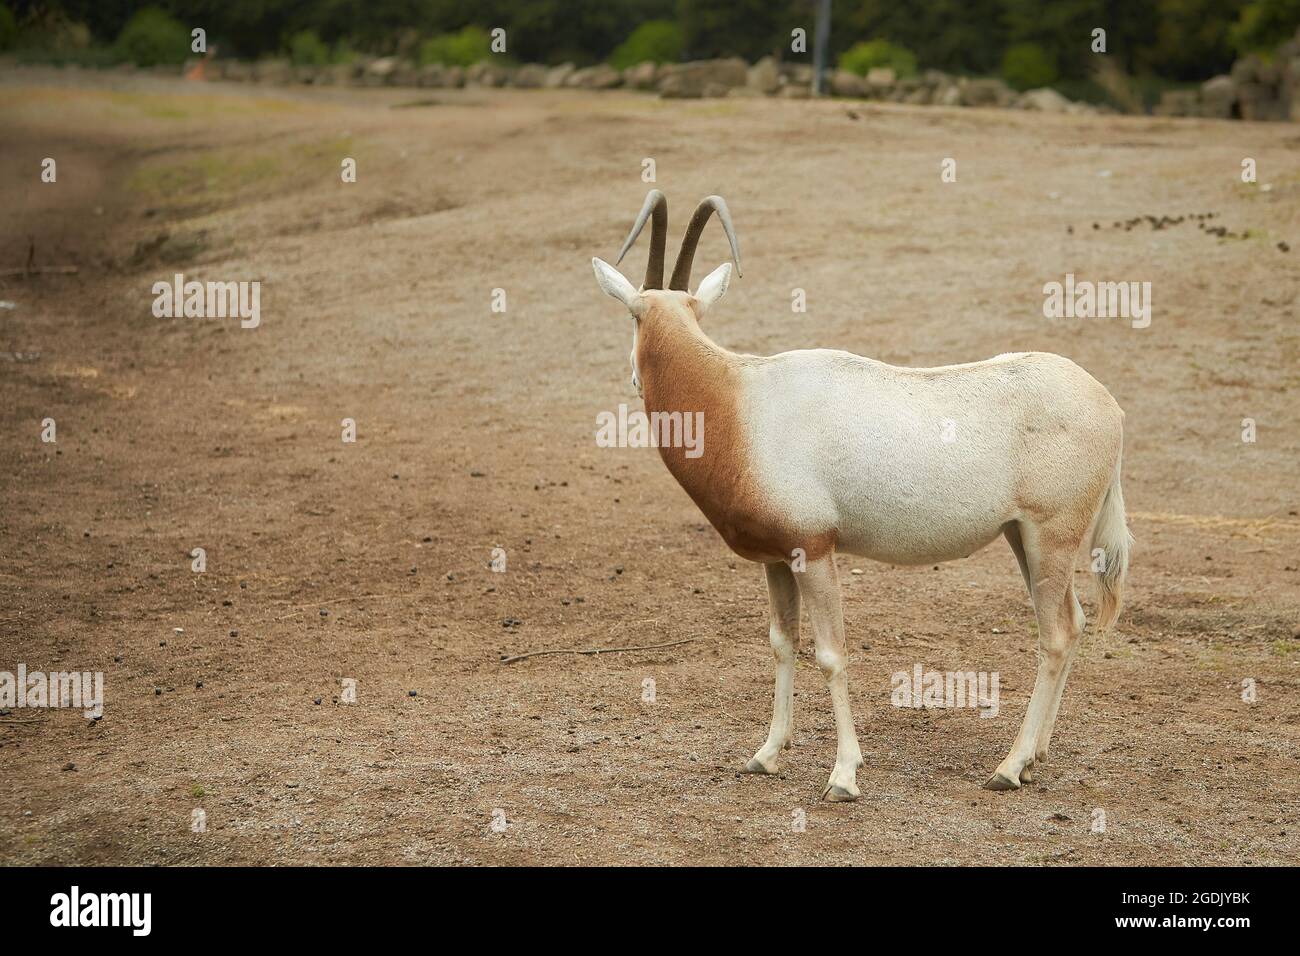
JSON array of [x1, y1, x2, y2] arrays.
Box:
[[1091, 462, 1133, 634]]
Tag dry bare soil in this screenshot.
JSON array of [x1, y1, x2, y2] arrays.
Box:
[[1, 68, 1297, 865]]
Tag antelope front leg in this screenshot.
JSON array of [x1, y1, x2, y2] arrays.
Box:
[[744, 562, 801, 774], [798, 554, 863, 802]]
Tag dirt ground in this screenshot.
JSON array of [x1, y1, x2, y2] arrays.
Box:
[[1, 66, 1297, 866]]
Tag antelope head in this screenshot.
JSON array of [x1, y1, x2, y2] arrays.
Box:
[[592, 190, 743, 396]]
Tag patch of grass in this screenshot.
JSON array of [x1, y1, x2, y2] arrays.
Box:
[[292, 135, 354, 163], [1272, 639, 1299, 657], [104, 90, 303, 122], [128, 135, 353, 206], [190, 784, 205, 798], [129, 151, 283, 203], [391, 98, 442, 109]]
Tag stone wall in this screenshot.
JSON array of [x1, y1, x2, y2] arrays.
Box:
[[197, 53, 1108, 116], [1155, 26, 1300, 121]]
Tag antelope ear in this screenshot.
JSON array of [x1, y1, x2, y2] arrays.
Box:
[[693, 262, 731, 314], [592, 258, 643, 314]]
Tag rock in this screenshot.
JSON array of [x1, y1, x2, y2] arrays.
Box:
[[779, 83, 811, 99], [935, 82, 961, 107], [317, 63, 356, 86], [959, 77, 1012, 107], [417, 63, 446, 87], [253, 58, 293, 85], [903, 86, 932, 105], [443, 65, 465, 88], [391, 61, 421, 87], [363, 56, 397, 86], [545, 62, 576, 88], [572, 63, 622, 89], [830, 68, 865, 97], [657, 58, 748, 98], [1231, 54, 1263, 86], [1154, 88, 1198, 117], [748, 55, 780, 94], [1021, 87, 1073, 112], [1201, 75, 1236, 118], [623, 61, 659, 90], [657, 64, 699, 98], [512, 63, 546, 88], [466, 61, 508, 87], [1238, 82, 1285, 121], [221, 60, 252, 83], [782, 63, 814, 85], [865, 67, 896, 89], [727, 86, 763, 97]]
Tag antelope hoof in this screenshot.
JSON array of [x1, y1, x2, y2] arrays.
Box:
[[742, 755, 780, 775], [983, 770, 1022, 791], [823, 782, 860, 802]]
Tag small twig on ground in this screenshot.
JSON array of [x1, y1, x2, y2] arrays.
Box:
[[0, 266, 79, 278], [500, 638, 695, 664], [0, 716, 48, 724]]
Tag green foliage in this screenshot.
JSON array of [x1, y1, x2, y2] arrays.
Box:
[[18, 0, 1296, 84], [1230, 0, 1300, 52], [608, 20, 681, 68], [0, 4, 17, 51], [1001, 42, 1058, 89], [1002, 0, 1171, 79], [834, 0, 1007, 75], [679, 0, 799, 61], [418, 25, 491, 67], [838, 39, 918, 78], [114, 7, 188, 67], [331, 39, 357, 64], [1137, 0, 1247, 81], [288, 29, 330, 66]]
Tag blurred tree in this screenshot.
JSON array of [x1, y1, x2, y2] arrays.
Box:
[[6, 0, 1295, 81], [1230, 0, 1300, 52], [288, 28, 330, 65], [114, 6, 188, 66], [1001, 41, 1058, 89], [0, 4, 17, 50], [609, 19, 683, 68], [838, 38, 918, 76], [1137, 0, 1246, 80], [834, 0, 1007, 74], [679, 0, 805, 61]]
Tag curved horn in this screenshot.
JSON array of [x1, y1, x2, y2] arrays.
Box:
[[615, 189, 668, 290], [668, 195, 742, 292]]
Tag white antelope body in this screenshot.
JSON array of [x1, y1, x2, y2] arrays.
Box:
[[592, 191, 1133, 801]]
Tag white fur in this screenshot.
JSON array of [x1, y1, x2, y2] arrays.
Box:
[[694, 262, 731, 314], [592, 257, 642, 313], [741, 349, 1121, 565]]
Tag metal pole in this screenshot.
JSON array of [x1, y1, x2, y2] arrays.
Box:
[[812, 0, 831, 95]]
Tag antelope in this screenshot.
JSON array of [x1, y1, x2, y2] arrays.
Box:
[[591, 190, 1133, 801]]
